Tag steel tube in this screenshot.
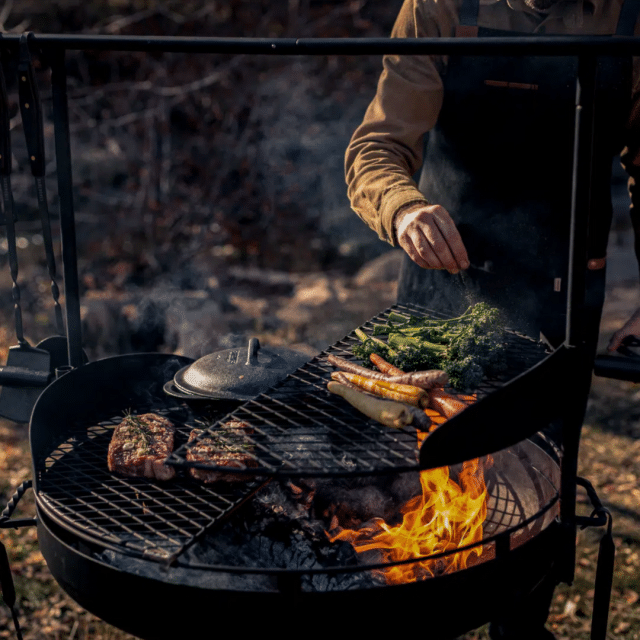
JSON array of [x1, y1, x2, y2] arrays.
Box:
[[50, 50, 84, 369], [0, 33, 640, 56], [566, 54, 598, 348]]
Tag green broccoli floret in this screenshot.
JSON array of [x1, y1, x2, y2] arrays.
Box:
[[352, 302, 507, 392]]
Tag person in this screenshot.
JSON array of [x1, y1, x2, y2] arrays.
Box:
[[346, 0, 640, 352], [344, 1, 640, 639]]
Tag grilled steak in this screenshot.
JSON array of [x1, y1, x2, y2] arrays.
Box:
[[187, 420, 257, 483], [108, 413, 176, 481]]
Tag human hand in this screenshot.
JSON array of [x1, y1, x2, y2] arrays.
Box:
[[394, 203, 470, 274], [607, 306, 640, 352]]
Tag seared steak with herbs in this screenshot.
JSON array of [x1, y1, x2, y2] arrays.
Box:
[[187, 420, 257, 483], [108, 413, 176, 481]]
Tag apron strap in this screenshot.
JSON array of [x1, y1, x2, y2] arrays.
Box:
[[456, 0, 479, 36], [459, 0, 480, 26], [616, 0, 640, 36]]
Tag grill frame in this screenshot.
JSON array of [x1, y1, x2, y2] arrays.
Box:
[[0, 31, 629, 640]]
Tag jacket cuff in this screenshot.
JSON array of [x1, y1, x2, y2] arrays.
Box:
[[380, 189, 430, 245]]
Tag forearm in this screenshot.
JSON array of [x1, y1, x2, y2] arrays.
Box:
[[345, 107, 436, 245], [345, 0, 448, 245]]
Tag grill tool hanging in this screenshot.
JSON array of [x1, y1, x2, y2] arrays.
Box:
[[0, 43, 51, 423], [18, 34, 65, 338], [0, 35, 69, 423]]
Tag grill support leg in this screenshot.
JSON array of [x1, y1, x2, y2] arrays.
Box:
[[488, 573, 558, 640]]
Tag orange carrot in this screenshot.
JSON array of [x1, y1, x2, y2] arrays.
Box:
[[331, 371, 365, 392], [331, 371, 429, 408], [428, 388, 470, 419], [369, 353, 405, 376], [367, 353, 447, 389]]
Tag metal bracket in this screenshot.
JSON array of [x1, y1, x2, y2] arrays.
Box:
[[574, 476, 615, 640], [0, 479, 36, 529], [593, 336, 640, 382]]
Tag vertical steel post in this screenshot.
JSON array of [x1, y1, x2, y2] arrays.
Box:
[[50, 48, 84, 369], [566, 54, 597, 348], [559, 53, 599, 585]]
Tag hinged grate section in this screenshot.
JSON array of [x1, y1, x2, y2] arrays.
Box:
[[168, 304, 549, 478], [37, 404, 266, 564]]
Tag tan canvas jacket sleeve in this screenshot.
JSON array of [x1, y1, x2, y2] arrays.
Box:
[[346, 0, 640, 250], [344, 0, 447, 245]]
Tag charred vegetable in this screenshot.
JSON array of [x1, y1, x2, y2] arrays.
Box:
[[329, 371, 429, 408], [428, 388, 472, 419], [327, 381, 431, 430], [327, 354, 447, 389], [352, 302, 507, 391]]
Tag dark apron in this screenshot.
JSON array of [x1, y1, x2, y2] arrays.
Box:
[[397, 0, 634, 346]]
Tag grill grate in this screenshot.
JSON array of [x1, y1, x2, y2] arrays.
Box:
[[37, 403, 266, 563], [35, 304, 549, 563], [168, 303, 549, 477]]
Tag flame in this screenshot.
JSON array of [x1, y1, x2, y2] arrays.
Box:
[[329, 421, 493, 583]]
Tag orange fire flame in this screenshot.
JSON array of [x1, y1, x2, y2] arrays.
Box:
[[329, 426, 493, 583]]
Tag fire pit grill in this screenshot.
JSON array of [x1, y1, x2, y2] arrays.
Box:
[[29, 303, 553, 568]]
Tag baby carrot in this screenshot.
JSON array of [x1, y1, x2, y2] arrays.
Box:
[[369, 353, 405, 376], [332, 371, 429, 408], [428, 388, 470, 419]]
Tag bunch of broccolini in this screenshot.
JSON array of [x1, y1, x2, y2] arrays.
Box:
[[352, 302, 507, 391]]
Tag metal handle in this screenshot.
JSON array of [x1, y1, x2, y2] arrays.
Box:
[[594, 336, 640, 382], [0, 541, 23, 640], [575, 477, 615, 640], [18, 34, 65, 337], [246, 337, 261, 366], [1, 479, 36, 528], [0, 43, 11, 179]]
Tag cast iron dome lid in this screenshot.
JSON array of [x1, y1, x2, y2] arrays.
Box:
[[166, 337, 310, 401]]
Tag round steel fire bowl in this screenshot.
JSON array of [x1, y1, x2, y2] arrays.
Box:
[[29, 352, 564, 639], [37, 505, 562, 640]]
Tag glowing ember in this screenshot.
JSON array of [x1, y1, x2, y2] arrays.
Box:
[[328, 422, 493, 583]]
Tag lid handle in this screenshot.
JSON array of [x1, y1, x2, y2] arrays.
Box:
[[246, 338, 260, 366]]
